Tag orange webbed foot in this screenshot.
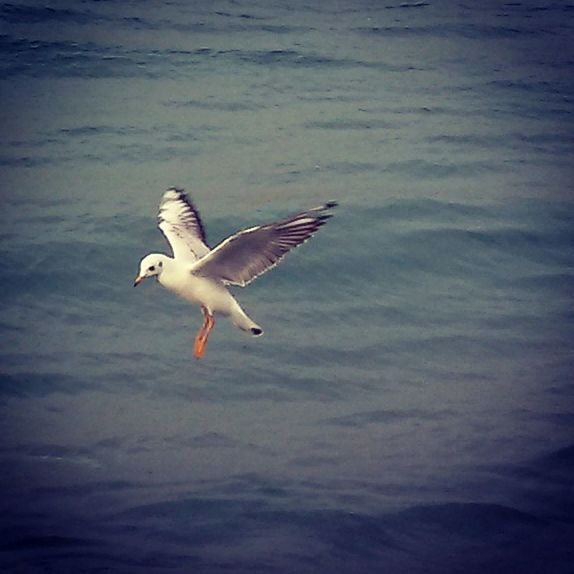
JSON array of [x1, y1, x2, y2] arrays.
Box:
[[194, 335, 207, 359]]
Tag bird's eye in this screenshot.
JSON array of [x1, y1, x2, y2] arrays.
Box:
[[149, 266, 155, 272]]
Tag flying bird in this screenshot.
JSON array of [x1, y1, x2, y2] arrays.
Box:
[[134, 188, 337, 358]]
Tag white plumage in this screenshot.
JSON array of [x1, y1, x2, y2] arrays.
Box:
[[135, 188, 336, 358]]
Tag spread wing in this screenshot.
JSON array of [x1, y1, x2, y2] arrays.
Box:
[[192, 202, 337, 286], [158, 188, 210, 262]]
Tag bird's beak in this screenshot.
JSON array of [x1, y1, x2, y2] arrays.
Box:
[[133, 275, 145, 287]]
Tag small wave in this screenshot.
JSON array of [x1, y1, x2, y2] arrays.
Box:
[[536, 444, 574, 471], [165, 99, 260, 112], [0, 36, 209, 79], [385, 2, 431, 9], [304, 119, 400, 131], [355, 23, 545, 39], [383, 159, 503, 179], [324, 408, 450, 428], [395, 502, 545, 533], [0, 4, 96, 25], [0, 372, 83, 398], [1, 535, 98, 551]]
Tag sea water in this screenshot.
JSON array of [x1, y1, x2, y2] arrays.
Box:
[[1, 1, 573, 572]]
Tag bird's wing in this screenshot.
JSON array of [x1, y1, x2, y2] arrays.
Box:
[[192, 202, 337, 286], [158, 188, 210, 262]]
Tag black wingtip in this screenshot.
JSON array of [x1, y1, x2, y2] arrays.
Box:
[[317, 213, 333, 224], [324, 200, 338, 209]]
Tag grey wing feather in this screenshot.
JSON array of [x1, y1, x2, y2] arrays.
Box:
[[192, 202, 337, 286], [158, 188, 210, 262]]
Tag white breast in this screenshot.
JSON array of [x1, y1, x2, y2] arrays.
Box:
[[159, 263, 237, 315]]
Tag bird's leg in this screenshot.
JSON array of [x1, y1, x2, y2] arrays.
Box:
[[194, 307, 215, 359], [193, 308, 209, 359]]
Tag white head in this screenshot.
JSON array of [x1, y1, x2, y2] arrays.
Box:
[[134, 253, 167, 287]]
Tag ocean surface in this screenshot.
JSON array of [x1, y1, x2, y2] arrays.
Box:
[[1, 1, 573, 572]]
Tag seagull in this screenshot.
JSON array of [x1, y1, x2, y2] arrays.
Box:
[[134, 188, 337, 358]]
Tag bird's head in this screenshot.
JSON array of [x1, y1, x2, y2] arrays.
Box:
[[134, 254, 165, 287]]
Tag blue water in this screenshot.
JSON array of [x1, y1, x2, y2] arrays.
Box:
[[1, 1, 574, 572]]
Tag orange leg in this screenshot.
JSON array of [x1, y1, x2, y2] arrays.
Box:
[[193, 307, 215, 359]]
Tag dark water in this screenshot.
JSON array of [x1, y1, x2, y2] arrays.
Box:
[[1, 1, 574, 572]]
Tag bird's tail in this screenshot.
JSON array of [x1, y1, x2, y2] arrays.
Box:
[[230, 305, 263, 337]]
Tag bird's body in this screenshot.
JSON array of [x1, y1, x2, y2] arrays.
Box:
[[149, 254, 260, 333], [135, 188, 336, 358]]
